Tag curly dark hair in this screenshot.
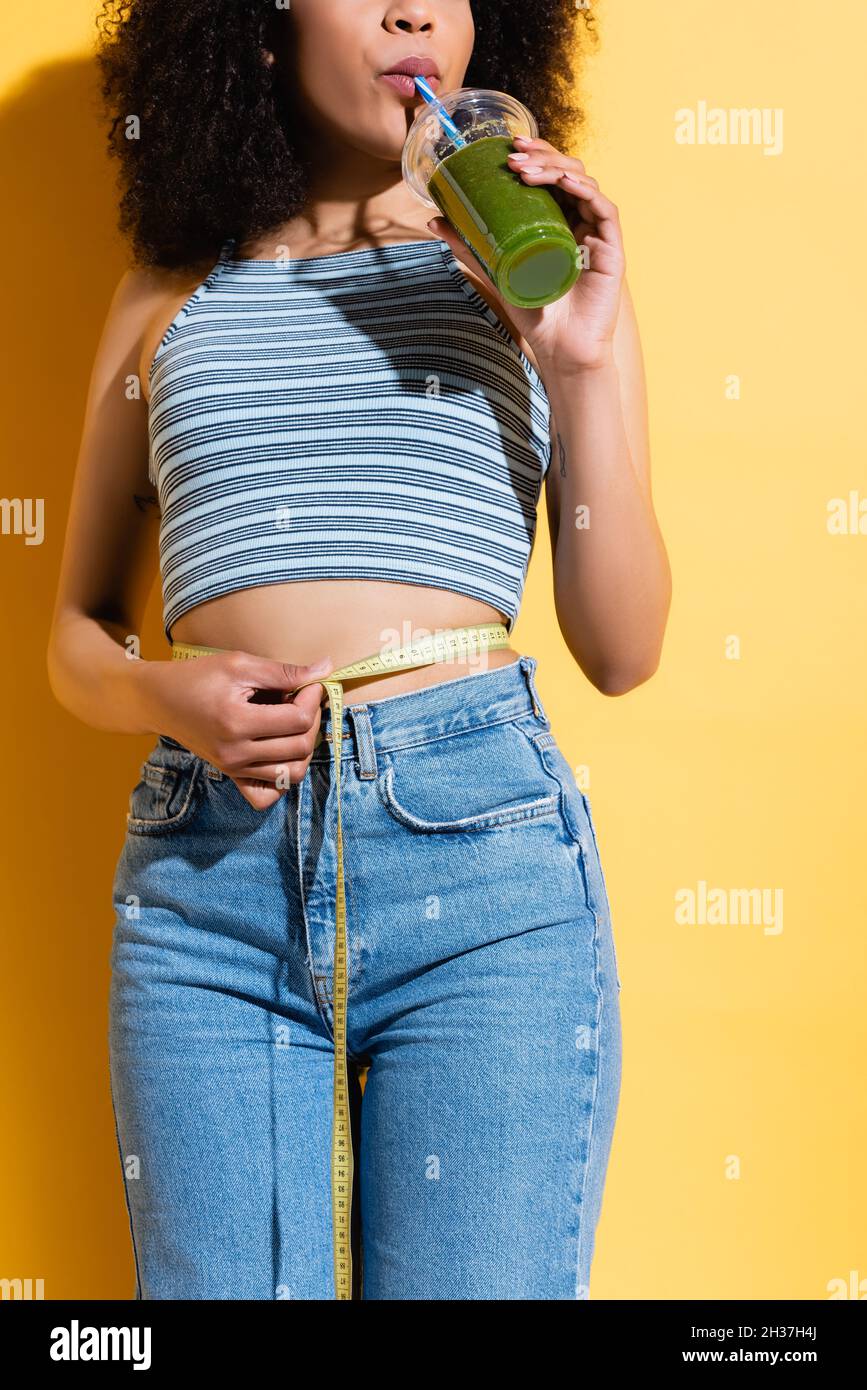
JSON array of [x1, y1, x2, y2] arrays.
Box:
[[95, 0, 598, 272]]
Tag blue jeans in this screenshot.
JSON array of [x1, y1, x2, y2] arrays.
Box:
[[109, 653, 622, 1300]]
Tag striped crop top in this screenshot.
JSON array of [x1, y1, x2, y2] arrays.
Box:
[[147, 236, 552, 641]]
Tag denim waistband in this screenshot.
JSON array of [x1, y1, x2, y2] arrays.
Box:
[[310, 653, 550, 762]]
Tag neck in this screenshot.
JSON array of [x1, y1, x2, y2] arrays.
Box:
[[241, 122, 433, 257]]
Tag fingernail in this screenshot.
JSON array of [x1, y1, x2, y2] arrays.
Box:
[[508, 151, 529, 162]]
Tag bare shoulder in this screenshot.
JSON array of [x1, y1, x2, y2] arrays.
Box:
[[109, 256, 220, 402]]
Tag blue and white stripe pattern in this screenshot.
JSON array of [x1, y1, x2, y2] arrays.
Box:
[[148, 236, 552, 641]]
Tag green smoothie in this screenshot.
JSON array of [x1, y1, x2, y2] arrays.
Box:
[[427, 135, 580, 308]]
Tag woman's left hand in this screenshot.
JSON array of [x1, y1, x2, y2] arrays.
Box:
[[428, 135, 625, 377]]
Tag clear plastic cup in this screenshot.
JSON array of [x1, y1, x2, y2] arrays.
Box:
[[402, 87, 581, 309]]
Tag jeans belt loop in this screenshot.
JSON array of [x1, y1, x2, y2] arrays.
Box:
[[346, 705, 377, 779], [519, 654, 549, 723]]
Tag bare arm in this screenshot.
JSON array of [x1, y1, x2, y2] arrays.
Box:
[[45, 267, 173, 734], [541, 277, 672, 695], [431, 188, 671, 700]]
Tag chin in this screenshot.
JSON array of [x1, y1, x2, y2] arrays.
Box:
[[354, 126, 412, 165]]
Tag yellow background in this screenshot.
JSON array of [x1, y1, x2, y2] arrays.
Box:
[[1, 1, 864, 1299]]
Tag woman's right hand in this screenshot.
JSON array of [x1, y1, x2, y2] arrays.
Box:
[[139, 650, 334, 809]]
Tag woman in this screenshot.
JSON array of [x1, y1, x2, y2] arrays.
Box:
[[47, 0, 671, 1299]]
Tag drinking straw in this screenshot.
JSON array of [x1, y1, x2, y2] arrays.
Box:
[[413, 75, 466, 147]]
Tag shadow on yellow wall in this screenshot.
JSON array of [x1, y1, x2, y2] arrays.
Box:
[[0, 54, 163, 1299]]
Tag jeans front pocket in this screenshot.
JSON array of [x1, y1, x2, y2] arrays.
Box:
[[512, 721, 621, 984], [370, 714, 599, 941], [376, 717, 563, 834], [126, 736, 205, 836]]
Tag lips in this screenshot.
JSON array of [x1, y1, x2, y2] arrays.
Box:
[[378, 56, 441, 96], [379, 72, 440, 96]]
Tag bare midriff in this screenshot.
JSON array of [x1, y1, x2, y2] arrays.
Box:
[[169, 579, 521, 704]]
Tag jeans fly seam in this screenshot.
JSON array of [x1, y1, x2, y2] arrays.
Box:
[[338, 759, 365, 1009], [268, 1009, 281, 1302], [294, 774, 333, 1039]]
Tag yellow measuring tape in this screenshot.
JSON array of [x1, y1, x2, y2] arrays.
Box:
[[170, 621, 511, 1298]]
